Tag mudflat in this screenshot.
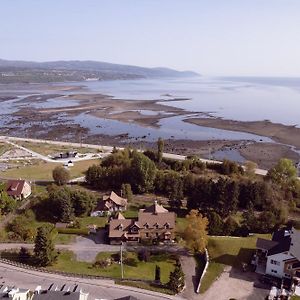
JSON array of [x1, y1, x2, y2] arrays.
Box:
[[184, 118, 300, 150]]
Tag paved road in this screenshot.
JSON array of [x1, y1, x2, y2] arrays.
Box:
[[0, 261, 184, 300]]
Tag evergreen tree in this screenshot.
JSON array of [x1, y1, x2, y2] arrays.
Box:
[[34, 226, 56, 266], [18, 247, 31, 264], [168, 263, 185, 293], [157, 138, 164, 164], [121, 183, 133, 202], [155, 265, 161, 282]]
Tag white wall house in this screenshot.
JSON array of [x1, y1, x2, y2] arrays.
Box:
[[266, 252, 294, 279]]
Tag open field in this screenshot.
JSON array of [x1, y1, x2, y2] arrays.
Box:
[[16, 140, 100, 156], [0, 142, 13, 156], [0, 159, 99, 180], [200, 234, 271, 293]]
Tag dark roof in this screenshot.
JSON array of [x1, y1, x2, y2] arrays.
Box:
[[256, 238, 278, 251], [114, 296, 139, 300], [33, 291, 81, 300], [6, 179, 27, 197], [268, 228, 292, 256]]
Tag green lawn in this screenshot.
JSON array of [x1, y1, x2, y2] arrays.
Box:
[[53, 233, 76, 245], [77, 216, 108, 228], [1, 159, 99, 180], [200, 234, 271, 293], [49, 251, 176, 283], [176, 217, 188, 235]]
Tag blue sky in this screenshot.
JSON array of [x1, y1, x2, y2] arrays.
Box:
[[1, 0, 300, 76]]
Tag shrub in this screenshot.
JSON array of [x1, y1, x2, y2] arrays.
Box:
[[124, 257, 138, 267], [93, 258, 111, 268], [138, 249, 150, 262]]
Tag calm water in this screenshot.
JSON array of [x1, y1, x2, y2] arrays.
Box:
[[75, 76, 300, 127], [1, 76, 299, 145]]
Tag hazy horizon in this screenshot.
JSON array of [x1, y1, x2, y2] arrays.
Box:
[[1, 0, 300, 77]]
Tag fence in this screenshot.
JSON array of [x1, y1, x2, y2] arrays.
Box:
[[196, 248, 209, 294]]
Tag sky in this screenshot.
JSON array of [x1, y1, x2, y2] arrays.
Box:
[[1, 0, 300, 76]]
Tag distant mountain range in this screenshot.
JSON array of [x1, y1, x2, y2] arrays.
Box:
[[0, 59, 199, 83]]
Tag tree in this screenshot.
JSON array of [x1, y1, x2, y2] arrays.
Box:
[[19, 247, 31, 264], [267, 158, 297, 189], [121, 183, 133, 202], [206, 211, 224, 236], [244, 161, 257, 178], [241, 202, 257, 232], [0, 182, 16, 215], [52, 166, 70, 185], [184, 210, 208, 253], [223, 216, 239, 236], [157, 138, 164, 164], [155, 265, 161, 282], [168, 262, 185, 293], [129, 151, 157, 193], [48, 186, 74, 222], [34, 226, 56, 266], [70, 190, 96, 217]]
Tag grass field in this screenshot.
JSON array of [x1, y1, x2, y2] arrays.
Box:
[[1, 159, 99, 180], [16, 141, 100, 156], [49, 250, 176, 283], [200, 234, 271, 293], [78, 216, 107, 228], [0, 142, 13, 156]]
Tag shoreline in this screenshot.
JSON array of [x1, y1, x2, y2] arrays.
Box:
[[184, 117, 300, 151], [0, 83, 299, 168]]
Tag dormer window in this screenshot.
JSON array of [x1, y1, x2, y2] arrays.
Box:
[[154, 223, 159, 229], [131, 226, 138, 233], [164, 223, 170, 229], [118, 224, 123, 231], [144, 223, 149, 229]]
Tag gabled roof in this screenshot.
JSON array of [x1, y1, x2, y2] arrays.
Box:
[[33, 291, 81, 300], [109, 219, 136, 238], [256, 238, 278, 251], [143, 201, 168, 214], [257, 227, 294, 257], [103, 191, 127, 207], [6, 179, 28, 197], [138, 203, 175, 229], [115, 212, 125, 220]]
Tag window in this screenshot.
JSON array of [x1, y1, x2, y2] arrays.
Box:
[[165, 223, 169, 229], [270, 259, 280, 266], [146, 233, 149, 238], [155, 224, 159, 229], [156, 232, 159, 237], [144, 223, 149, 229], [271, 269, 278, 273]]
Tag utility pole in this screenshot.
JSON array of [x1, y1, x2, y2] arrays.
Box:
[[120, 242, 124, 279]]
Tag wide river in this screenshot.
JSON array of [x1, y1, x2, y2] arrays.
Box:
[[74, 76, 300, 126]]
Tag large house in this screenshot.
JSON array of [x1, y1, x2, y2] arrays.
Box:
[[91, 191, 127, 216], [255, 227, 300, 281], [109, 201, 176, 245], [6, 179, 31, 200]]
